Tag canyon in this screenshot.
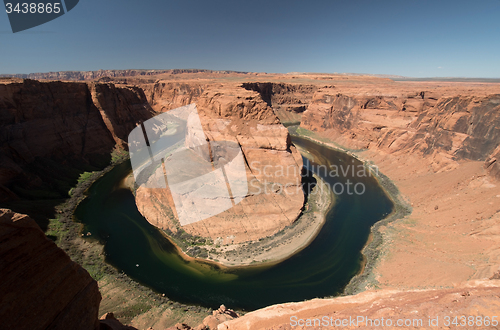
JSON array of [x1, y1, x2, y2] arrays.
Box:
[[0, 79, 154, 204], [1, 71, 500, 329]]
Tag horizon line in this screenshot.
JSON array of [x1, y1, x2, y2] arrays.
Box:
[[1, 69, 499, 81]]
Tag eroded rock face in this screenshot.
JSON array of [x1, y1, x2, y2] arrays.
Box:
[[485, 144, 500, 180], [302, 89, 500, 174], [242, 82, 317, 112], [0, 209, 101, 330], [88, 82, 155, 149], [0, 79, 154, 202], [100, 313, 139, 330], [142, 81, 205, 113], [202, 304, 239, 330], [135, 86, 305, 244]]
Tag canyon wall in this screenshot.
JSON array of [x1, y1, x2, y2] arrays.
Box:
[[242, 82, 317, 112], [301, 89, 500, 175], [242, 82, 318, 125], [485, 144, 500, 180], [141, 81, 205, 113], [0, 79, 154, 203]]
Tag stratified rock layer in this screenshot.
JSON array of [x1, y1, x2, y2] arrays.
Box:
[[0, 79, 154, 202], [302, 89, 500, 173], [485, 144, 500, 180], [135, 85, 304, 244], [0, 209, 101, 330]]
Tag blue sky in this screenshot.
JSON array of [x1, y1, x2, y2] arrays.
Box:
[[1, 0, 499, 77]]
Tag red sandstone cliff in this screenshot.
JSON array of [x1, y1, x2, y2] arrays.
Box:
[[141, 81, 205, 113], [135, 85, 305, 244], [301, 89, 500, 175], [0, 209, 101, 330], [0, 79, 155, 203]]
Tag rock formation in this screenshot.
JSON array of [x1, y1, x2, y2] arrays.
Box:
[[201, 304, 239, 330], [0, 79, 154, 203], [0, 209, 101, 330], [135, 85, 304, 244], [485, 144, 500, 180], [100, 313, 139, 330], [141, 81, 205, 113], [242, 82, 317, 125], [301, 88, 500, 173], [220, 280, 500, 330], [242, 82, 317, 113]]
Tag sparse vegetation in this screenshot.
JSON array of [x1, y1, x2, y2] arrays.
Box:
[[45, 217, 68, 243], [18, 151, 213, 325]]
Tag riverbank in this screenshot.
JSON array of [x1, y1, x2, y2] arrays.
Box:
[[290, 125, 500, 294], [198, 172, 333, 267], [123, 166, 334, 268], [42, 153, 213, 329], [288, 126, 413, 295]]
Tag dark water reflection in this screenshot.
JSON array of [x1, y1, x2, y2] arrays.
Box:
[[74, 136, 393, 310]]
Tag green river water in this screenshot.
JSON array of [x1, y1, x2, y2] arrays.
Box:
[[74, 136, 393, 310]]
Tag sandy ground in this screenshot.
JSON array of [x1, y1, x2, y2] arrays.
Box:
[[363, 150, 500, 289], [288, 130, 500, 290]]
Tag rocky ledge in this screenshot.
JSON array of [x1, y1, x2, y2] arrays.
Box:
[[0, 209, 101, 330]]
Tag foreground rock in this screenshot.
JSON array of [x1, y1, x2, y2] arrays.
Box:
[[201, 304, 239, 330], [160, 305, 239, 330], [0, 209, 139, 330], [0, 209, 102, 330], [220, 280, 500, 330], [100, 313, 139, 330]]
